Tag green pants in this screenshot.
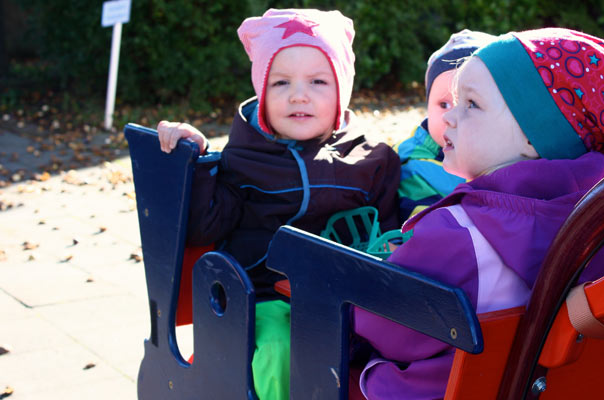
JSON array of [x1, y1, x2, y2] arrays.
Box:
[[252, 300, 291, 400]]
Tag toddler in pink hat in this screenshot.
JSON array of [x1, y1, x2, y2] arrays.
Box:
[[238, 8, 356, 135], [156, 8, 401, 400]]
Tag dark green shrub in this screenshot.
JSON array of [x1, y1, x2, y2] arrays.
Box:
[[18, 0, 252, 109], [11, 0, 604, 110]]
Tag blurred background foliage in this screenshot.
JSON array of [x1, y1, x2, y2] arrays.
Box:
[[2, 0, 604, 118]]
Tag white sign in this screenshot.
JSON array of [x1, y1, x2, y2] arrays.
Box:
[[102, 0, 131, 27], [102, 0, 131, 129]]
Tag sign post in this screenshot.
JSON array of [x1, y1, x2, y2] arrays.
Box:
[[102, 0, 131, 131]]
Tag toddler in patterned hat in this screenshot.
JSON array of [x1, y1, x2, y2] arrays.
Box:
[[352, 28, 604, 400], [156, 8, 401, 400]]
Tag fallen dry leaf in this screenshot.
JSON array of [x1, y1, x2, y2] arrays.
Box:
[[98, 226, 107, 233], [0, 201, 14, 211], [34, 171, 51, 182], [61, 254, 73, 263], [61, 169, 84, 186], [0, 386, 13, 399], [0, 345, 10, 356], [17, 184, 36, 194], [83, 362, 96, 370], [22, 241, 39, 250], [129, 252, 142, 263]]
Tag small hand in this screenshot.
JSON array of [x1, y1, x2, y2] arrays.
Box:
[[157, 121, 208, 153]]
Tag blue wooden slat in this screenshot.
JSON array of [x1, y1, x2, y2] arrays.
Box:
[[266, 226, 483, 400], [125, 124, 257, 399], [192, 251, 256, 399]]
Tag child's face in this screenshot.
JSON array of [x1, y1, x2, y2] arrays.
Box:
[[265, 46, 338, 141], [442, 57, 538, 180], [426, 70, 455, 147]]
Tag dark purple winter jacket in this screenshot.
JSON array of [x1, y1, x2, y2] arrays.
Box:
[[187, 98, 401, 298]]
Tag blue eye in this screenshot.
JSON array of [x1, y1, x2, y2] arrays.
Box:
[[468, 100, 479, 109], [271, 80, 288, 87], [312, 79, 327, 85]]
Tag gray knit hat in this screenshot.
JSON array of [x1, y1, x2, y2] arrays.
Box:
[[425, 29, 496, 100]]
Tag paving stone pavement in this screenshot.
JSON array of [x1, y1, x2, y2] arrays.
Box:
[[0, 106, 423, 399]]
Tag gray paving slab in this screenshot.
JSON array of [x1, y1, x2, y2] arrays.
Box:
[[0, 137, 209, 399], [0, 136, 152, 398], [0, 289, 35, 321], [0, 343, 132, 398]]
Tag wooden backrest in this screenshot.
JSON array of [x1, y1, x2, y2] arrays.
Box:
[[445, 279, 604, 399], [266, 226, 483, 399], [126, 124, 257, 400]]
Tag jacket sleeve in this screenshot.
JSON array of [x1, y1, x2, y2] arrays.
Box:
[[186, 152, 244, 246], [370, 144, 402, 232]]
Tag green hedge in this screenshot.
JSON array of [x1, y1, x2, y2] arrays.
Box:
[[13, 0, 604, 109]]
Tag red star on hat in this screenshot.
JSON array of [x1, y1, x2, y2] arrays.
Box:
[[275, 15, 318, 39]]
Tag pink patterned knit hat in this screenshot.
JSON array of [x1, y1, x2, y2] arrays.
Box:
[[237, 9, 355, 133], [475, 28, 604, 159]]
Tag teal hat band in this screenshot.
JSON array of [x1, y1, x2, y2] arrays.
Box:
[[475, 34, 586, 159]]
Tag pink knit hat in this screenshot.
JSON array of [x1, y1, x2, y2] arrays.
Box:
[[237, 8, 355, 133]]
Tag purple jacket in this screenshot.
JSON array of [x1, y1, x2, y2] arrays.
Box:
[[353, 152, 604, 399]]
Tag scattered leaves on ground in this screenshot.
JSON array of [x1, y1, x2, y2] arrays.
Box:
[[61, 169, 85, 186], [102, 161, 131, 187]]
